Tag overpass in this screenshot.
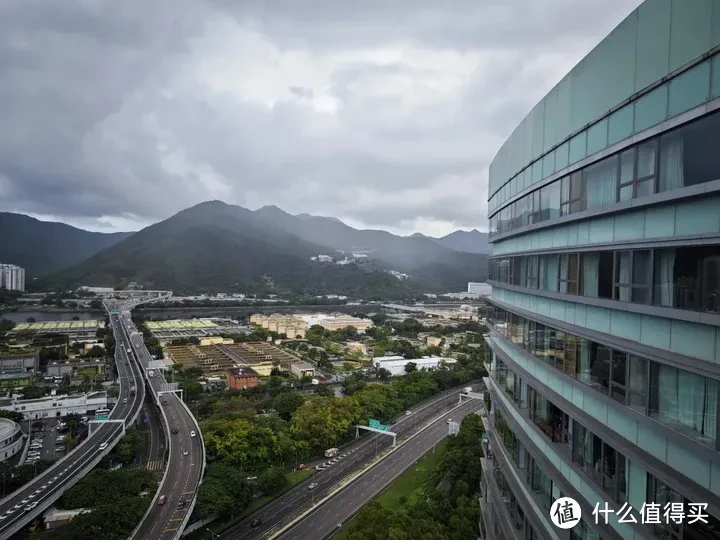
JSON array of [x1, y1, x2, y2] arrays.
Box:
[[0, 311, 146, 538], [110, 298, 205, 540]]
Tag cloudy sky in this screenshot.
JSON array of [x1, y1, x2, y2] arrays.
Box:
[[0, 0, 640, 237]]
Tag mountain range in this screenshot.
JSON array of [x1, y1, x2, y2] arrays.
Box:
[[1, 203, 488, 297]]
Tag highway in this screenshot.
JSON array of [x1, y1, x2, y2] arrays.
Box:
[[0, 312, 145, 538], [116, 308, 204, 540], [222, 384, 480, 540], [279, 399, 482, 539]]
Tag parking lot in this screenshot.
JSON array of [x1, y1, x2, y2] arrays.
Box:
[[25, 418, 67, 465]]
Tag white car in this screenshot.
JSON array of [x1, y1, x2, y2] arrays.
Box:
[[190, 431, 196, 438]]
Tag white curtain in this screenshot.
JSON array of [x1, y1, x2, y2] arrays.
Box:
[[657, 249, 676, 308], [618, 252, 631, 301], [544, 256, 559, 292], [656, 365, 679, 424], [585, 159, 617, 209], [577, 339, 591, 383], [678, 370, 706, 434], [659, 134, 685, 192], [583, 253, 600, 297], [703, 380, 718, 444]]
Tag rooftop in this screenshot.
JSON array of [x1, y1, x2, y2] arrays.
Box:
[[11, 320, 102, 332], [0, 417, 20, 438], [227, 367, 259, 378]]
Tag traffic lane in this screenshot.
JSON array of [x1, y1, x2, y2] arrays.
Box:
[[0, 423, 123, 534], [135, 399, 200, 539], [226, 389, 469, 538], [279, 401, 480, 540], [158, 403, 202, 539]]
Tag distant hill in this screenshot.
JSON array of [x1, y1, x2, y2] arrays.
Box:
[[251, 206, 487, 289], [0, 212, 132, 278], [431, 229, 489, 254], [38, 202, 426, 298]]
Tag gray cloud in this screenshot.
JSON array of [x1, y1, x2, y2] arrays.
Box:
[[0, 0, 641, 236]]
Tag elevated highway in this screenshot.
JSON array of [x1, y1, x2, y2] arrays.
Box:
[[0, 311, 145, 538]]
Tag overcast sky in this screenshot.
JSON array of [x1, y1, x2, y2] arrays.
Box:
[[0, 0, 640, 237]]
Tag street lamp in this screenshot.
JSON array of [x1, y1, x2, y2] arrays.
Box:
[[205, 527, 216, 539]]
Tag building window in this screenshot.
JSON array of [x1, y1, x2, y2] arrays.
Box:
[[617, 140, 657, 201], [647, 475, 720, 540], [653, 246, 720, 313], [648, 363, 718, 448], [559, 253, 581, 294], [540, 182, 561, 222], [614, 250, 652, 303], [572, 420, 627, 503], [561, 172, 585, 215], [584, 154, 618, 209], [539, 255, 559, 292]]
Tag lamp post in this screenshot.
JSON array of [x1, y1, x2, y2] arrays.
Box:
[[205, 527, 216, 539]]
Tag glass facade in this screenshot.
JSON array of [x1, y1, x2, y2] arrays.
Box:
[[483, 3, 720, 538], [489, 244, 720, 315], [489, 110, 720, 238]]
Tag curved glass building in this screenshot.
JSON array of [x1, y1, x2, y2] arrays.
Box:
[[482, 1, 720, 539]]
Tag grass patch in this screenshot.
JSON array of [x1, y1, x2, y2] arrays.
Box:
[[334, 441, 446, 540], [374, 441, 446, 510], [186, 468, 315, 540]]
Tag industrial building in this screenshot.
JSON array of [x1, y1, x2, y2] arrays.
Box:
[[0, 264, 25, 291], [483, 2, 720, 538], [0, 354, 39, 375], [9, 320, 103, 342], [0, 418, 23, 463], [372, 355, 456, 377], [0, 391, 108, 419], [45, 359, 106, 379], [165, 341, 299, 377], [143, 318, 247, 342]]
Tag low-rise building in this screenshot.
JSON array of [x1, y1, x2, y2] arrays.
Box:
[[46, 359, 106, 378], [290, 362, 315, 379], [426, 336, 444, 347], [0, 391, 108, 419], [297, 314, 373, 333], [0, 417, 23, 462], [373, 355, 456, 376], [0, 353, 39, 375], [226, 367, 260, 390], [199, 337, 234, 346]]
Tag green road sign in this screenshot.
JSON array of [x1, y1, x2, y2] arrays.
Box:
[[96, 413, 109, 421]]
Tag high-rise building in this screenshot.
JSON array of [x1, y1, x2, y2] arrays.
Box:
[[468, 282, 492, 296], [482, 2, 720, 539], [0, 264, 25, 292]]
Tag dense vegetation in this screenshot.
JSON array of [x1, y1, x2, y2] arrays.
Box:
[[39, 469, 157, 540], [193, 349, 487, 519], [37, 201, 485, 295], [342, 413, 485, 539], [0, 211, 130, 278]]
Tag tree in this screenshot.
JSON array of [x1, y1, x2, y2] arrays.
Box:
[[182, 381, 203, 400], [196, 464, 253, 517], [259, 466, 288, 495], [315, 385, 333, 397], [273, 392, 305, 421], [405, 362, 418, 374], [72, 316, 80, 321], [89, 299, 103, 310], [0, 410, 23, 423], [20, 385, 46, 399]]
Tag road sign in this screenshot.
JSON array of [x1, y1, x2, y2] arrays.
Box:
[[368, 418, 389, 432], [95, 413, 109, 421]]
